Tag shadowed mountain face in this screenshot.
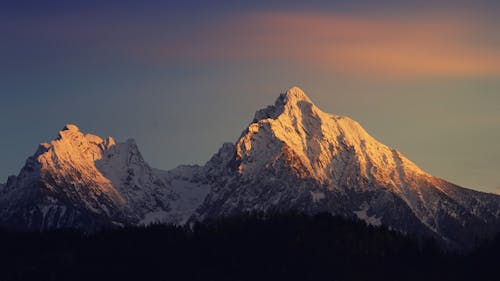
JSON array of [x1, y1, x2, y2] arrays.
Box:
[[0, 87, 499, 247]]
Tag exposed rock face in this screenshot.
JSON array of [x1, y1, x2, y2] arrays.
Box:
[[194, 87, 500, 247]]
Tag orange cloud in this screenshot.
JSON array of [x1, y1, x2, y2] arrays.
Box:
[[160, 12, 500, 78], [17, 11, 499, 78]]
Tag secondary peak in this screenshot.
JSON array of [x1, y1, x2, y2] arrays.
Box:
[[62, 124, 80, 132]]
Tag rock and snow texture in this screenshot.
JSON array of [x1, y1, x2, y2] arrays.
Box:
[[152, 165, 210, 225], [194, 86, 500, 247], [0, 124, 208, 231]]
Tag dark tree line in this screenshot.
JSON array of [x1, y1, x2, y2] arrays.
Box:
[[0, 213, 498, 281]]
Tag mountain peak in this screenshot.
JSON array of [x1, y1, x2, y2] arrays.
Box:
[[281, 86, 311, 103], [241, 87, 429, 185], [62, 124, 80, 132], [57, 123, 85, 141], [253, 86, 315, 122]]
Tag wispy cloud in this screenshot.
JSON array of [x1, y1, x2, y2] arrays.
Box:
[[176, 12, 500, 77], [4, 10, 500, 78]]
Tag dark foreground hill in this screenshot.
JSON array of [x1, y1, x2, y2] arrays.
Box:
[[0, 213, 498, 281]]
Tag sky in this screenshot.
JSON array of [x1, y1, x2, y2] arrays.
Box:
[[1, 0, 499, 193]]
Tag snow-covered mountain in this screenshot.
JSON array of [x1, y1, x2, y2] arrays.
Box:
[[193, 87, 500, 247], [0, 124, 208, 231], [1, 86, 499, 247]]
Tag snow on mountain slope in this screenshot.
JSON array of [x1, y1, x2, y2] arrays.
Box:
[[0, 124, 208, 230], [194, 87, 500, 246], [153, 165, 210, 225]]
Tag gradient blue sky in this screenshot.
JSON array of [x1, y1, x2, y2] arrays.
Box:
[[1, 0, 499, 193]]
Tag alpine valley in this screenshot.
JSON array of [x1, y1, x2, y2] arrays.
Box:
[[1, 87, 499, 247]]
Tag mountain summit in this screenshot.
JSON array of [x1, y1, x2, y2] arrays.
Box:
[[195, 86, 500, 247]]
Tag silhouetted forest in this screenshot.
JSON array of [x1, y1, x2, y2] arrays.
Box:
[[0, 213, 498, 281]]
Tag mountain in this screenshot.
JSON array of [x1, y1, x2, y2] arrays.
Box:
[[1, 86, 499, 247], [194, 87, 500, 247], [0, 124, 208, 231]]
